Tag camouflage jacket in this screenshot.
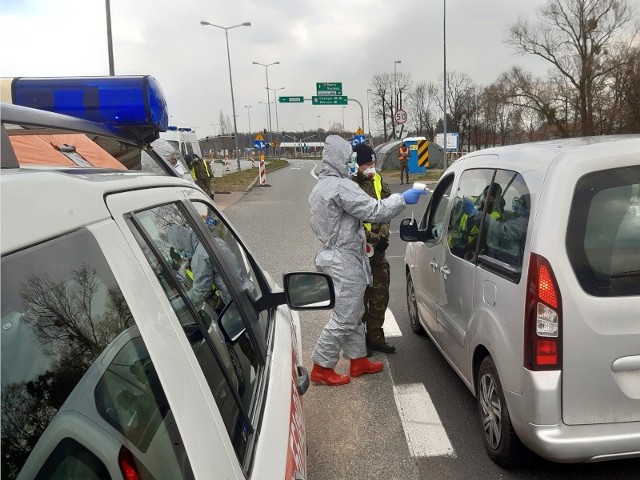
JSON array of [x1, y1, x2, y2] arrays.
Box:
[[352, 171, 391, 247], [190, 157, 212, 180]]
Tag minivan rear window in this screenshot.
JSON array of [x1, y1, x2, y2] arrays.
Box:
[[567, 165, 640, 296]]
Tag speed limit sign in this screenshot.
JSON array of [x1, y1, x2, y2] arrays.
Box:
[[394, 109, 407, 125]]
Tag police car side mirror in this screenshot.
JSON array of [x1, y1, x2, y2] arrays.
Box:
[[283, 272, 335, 310]]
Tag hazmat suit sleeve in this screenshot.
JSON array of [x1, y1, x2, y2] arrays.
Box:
[[335, 181, 406, 223], [190, 248, 215, 306]]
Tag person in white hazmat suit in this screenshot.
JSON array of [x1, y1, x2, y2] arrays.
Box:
[[308, 135, 429, 386], [167, 225, 231, 307]]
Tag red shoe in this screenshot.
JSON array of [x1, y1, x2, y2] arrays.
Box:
[[350, 357, 384, 377], [310, 364, 350, 386]]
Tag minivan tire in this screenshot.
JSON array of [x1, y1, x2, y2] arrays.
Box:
[[477, 356, 530, 468], [406, 273, 426, 336]]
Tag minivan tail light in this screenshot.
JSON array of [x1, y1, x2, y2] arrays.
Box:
[[524, 253, 562, 370], [118, 446, 141, 480]]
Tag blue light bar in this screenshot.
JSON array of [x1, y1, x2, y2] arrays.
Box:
[[11, 76, 169, 132]]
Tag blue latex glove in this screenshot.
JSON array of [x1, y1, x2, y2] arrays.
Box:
[[462, 196, 478, 216], [402, 188, 429, 205]]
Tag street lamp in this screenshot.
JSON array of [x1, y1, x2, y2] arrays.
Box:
[[244, 105, 252, 135], [317, 115, 321, 141], [394, 60, 401, 139], [341, 106, 346, 132], [201, 20, 251, 171], [366, 89, 372, 139], [105, 0, 115, 75], [252, 61, 280, 157], [267, 87, 285, 135]]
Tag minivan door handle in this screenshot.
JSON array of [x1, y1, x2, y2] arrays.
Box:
[[430, 258, 438, 272], [440, 264, 450, 279]]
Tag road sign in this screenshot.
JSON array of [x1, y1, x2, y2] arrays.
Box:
[[355, 127, 364, 135], [312, 95, 348, 105], [394, 109, 408, 125], [279, 96, 304, 103], [255, 132, 264, 141], [316, 82, 342, 96], [254, 139, 266, 149], [418, 140, 430, 167], [351, 135, 366, 146]]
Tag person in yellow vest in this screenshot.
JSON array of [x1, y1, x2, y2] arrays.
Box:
[[189, 154, 215, 201], [398, 142, 410, 184], [352, 143, 396, 354]]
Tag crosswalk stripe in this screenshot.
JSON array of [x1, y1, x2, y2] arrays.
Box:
[[393, 383, 457, 458], [384, 308, 403, 337]]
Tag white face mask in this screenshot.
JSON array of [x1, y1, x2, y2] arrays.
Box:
[[362, 166, 376, 179]]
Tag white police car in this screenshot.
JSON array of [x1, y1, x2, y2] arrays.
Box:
[[1, 77, 333, 480]]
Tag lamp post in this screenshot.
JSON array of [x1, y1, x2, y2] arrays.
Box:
[[341, 106, 346, 133], [252, 61, 280, 157], [393, 60, 401, 139], [317, 115, 321, 142], [267, 87, 285, 135], [366, 88, 372, 139], [443, 0, 448, 168], [105, 0, 115, 75], [200, 20, 250, 171], [244, 105, 252, 135]]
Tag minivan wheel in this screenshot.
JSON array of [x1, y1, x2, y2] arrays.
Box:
[[477, 356, 529, 468], [406, 273, 425, 336]]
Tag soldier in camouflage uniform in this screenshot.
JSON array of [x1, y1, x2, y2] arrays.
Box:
[[189, 154, 215, 200], [352, 143, 396, 354]]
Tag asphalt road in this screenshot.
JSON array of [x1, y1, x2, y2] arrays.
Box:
[[221, 160, 640, 480]]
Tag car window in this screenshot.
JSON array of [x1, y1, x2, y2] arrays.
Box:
[[35, 438, 109, 480], [128, 202, 261, 465], [447, 168, 498, 262], [567, 165, 640, 296], [479, 170, 531, 275], [1, 229, 191, 480], [421, 174, 454, 241]]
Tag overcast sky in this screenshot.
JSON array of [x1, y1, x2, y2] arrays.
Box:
[[2, 0, 553, 139]]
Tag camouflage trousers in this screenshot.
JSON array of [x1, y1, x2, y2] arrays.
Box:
[[363, 255, 390, 344], [196, 178, 214, 198]]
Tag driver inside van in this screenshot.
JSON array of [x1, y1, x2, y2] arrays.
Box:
[[451, 183, 504, 260]]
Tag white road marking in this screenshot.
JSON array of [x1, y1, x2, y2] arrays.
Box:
[[393, 383, 457, 458], [383, 308, 403, 337]]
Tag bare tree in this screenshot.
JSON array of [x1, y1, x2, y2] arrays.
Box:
[[370, 74, 392, 141], [409, 82, 437, 140], [507, 0, 634, 136]]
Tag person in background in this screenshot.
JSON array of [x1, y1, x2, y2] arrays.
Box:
[[351, 143, 396, 354], [189, 154, 215, 201], [398, 142, 410, 184], [308, 135, 429, 386]]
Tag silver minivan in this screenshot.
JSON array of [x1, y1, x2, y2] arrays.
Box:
[[400, 136, 640, 467]]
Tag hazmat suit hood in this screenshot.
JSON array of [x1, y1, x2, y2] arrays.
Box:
[[319, 135, 353, 179], [151, 138, 179, 163], [168, 225, 198, 256]]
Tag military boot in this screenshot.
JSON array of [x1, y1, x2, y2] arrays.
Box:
[[310, 364, 350, 386], [349, 357, 384, 377]]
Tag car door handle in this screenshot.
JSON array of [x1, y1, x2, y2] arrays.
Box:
[[430, 258, 438, 272], [440, 265, 450, 279]]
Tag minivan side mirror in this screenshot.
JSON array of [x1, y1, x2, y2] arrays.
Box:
[[399, 218, 420, 242], [283, 272, 335, 310]]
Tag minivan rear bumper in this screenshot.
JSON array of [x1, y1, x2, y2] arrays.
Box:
[[505, 371, 640, 463]]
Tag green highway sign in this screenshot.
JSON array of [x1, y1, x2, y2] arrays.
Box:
[[312, 95, 348, 105], [278, 96, 304, 103], [316, 82, 342, 96]]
